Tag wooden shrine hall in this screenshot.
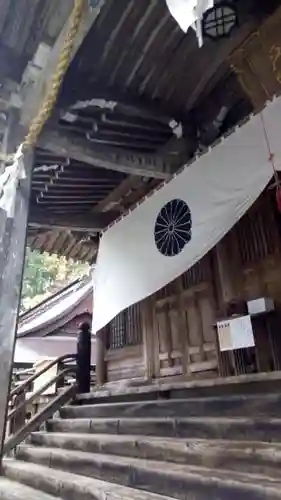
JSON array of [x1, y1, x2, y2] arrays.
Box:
[[4, 2, 281, 498], [1, 0, 281, 391]]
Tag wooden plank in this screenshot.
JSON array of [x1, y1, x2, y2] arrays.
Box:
[[160, 359, 217, 377], [39, 129, 171, 179], [158, 343, 216, 361], [190, 359, 218, 373], [105, 344, 142, 361], [108, 356, 144, 371], [160, 365, 183, 378], [107, 366, 144, 382], [107, 347, 144, 381]]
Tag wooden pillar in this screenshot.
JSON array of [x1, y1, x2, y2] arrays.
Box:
[[176, 280, 191, 376], [215, 239, 237, 307], [215, 228, 245, 311], [162, 305, 173, 368], [95, 328, 106, 385], [0, 115, 33, 459], [142, 298, 155, 381]]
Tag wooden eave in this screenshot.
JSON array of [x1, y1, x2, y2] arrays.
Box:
[[6, 0, 281, 262]]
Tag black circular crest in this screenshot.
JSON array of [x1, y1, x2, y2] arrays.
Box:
[[154, 199, 192, 257]]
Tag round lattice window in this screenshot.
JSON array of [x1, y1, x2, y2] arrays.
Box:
[[203, 4, 238, 40], [154, 199, 192, 257]]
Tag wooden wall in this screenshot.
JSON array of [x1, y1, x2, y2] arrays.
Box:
[[217, 193, 281, 308], [150, 256, 218, 379], [105, 303, 144, 382], [230, 3, 281, 110], [102, 191, 281, 384]]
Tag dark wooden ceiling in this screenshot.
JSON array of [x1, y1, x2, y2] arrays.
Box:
[[0, 0, 72, 83], [27, 0, 281, 261], [59, 0, 278, 112], [27, 149, 161, 262]]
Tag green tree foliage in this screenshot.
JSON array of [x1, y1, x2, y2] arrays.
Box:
[[21, 248, 90, 311]]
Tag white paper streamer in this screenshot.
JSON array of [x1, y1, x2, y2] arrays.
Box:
[[0, 145, 26, 219], [166, 0, 214, 46]]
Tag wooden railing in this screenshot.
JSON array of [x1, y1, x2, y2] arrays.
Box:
[[4, 354, 77, 455], [3, 322, 94, 457]]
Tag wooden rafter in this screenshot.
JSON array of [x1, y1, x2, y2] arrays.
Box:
[[58, 83, 183, 124], [92, 176, 142, 213], [28, 210, 118, 232], [39, 129, 172, 179]]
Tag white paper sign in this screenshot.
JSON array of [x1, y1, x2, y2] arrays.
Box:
[[217, 315, 255, 351]]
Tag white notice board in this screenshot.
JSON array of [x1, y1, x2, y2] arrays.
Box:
[[217, 315, 255, 352]]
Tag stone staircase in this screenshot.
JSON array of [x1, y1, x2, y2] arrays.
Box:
[[3, 383, 281, 499]]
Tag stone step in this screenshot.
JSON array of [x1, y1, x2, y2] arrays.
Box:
[[75, 389, 162, 406], [75, 373, 281, 406], [13, 445, 281, 499], [29, 431, 281, 477], [3, 460, 175, 500], [47, 416, 281, 441], [65, 393, 281, 419], [0, 475, 61, 500]]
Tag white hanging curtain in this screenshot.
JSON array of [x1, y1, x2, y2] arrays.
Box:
[[166, 0, 214, 46], [92, 97, 281, 334]]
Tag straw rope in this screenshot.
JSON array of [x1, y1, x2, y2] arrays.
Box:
[[0, 0, 85, 164]]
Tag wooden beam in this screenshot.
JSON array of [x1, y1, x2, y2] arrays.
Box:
[[92, 176, 141, 212], [20, 0, 107, 126], [59, 83, 181, 124], [39, 129, 172, 179], [0, 41, 27, 82], [85, 135, 160, 151], [28, 210, 119, 232]]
